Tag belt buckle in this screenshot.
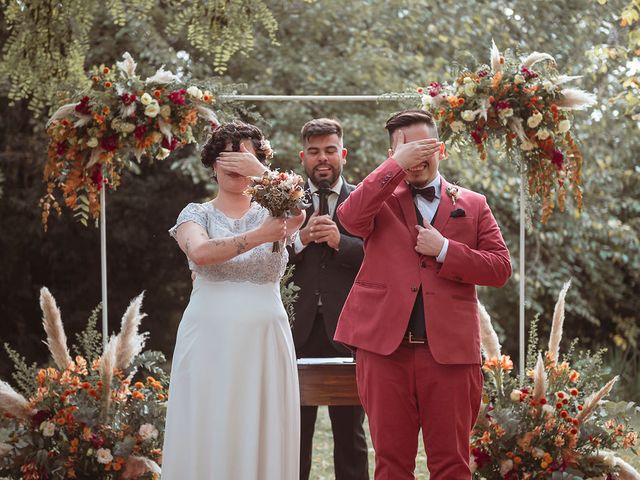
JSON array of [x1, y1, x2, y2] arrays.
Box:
[[408, 332, 424, 344]]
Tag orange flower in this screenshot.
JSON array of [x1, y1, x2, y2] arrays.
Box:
[[569, 370, 580, 382], [69, 438, 79, 453], [491, 71, 503, 90], [104, 81, 112, 88], [103, 67, 110, 74], [102, 106, 111, 115], [500, 355, 514, 370], [92, 75, 100, 82], [134, 381, 145, 389], [154, 89, 162, 98], [132, 391, 145, 400], [480, 431, 492, 444], [157, 393, 166, 401]]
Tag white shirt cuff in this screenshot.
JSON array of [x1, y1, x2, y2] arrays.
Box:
[[293, 234, 307, 254], [435, 238, 449, 263]]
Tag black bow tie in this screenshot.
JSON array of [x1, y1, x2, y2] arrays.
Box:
[[411, 185, 436, 202]]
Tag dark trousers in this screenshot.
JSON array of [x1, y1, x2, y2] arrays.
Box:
[[297, 308, 370, 480]]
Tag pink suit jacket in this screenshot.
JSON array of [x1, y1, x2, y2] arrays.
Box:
[[334, 157, 512, 364]]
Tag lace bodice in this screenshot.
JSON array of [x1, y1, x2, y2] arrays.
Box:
[[169, 202, 290, 285]]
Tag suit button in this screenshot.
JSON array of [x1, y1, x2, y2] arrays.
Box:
[[411, 286, 418, 292]]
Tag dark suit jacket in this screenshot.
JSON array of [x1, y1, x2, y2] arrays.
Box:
[[288, 178, 364, 351]]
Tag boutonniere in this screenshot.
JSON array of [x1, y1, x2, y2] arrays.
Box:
[[446, 185, 461, 205]]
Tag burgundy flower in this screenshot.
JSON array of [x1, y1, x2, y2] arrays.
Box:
[[91, 165, 104, 190], [504, 471, 519, 480], [31, 409, 53, 427], [495, 101, 512, 110], [134, 124, 147, 140], [428, 82, 442, 97], [100, 134, 119, 152], [162, 136, 179, 151], [552, 148, 564, 169], [90, 433, 105, 448], [168, 89, 187, 105], [121, 92, 137, 105], [470, 129, 484, 145], [521, 67, 538, 80], [74, 96, 92, 115], [471, 448, 491, 469], [56, 142, 68, 157], [477, 70, 489, 78]]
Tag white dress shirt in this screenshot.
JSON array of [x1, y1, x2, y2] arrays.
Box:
[[412, 175, 449, 263]]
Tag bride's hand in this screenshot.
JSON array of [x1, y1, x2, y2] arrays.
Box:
[[257, 216, 287, 243], [217, 144, 269, 177]]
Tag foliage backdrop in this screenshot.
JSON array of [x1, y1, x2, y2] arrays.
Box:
[[0, 0, 638, 398]]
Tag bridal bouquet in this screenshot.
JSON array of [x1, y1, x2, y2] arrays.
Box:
[[42, 52, 219, 229], [0, 289, 166, 479], [419, 41, 596, 223], [244, 170, 308, 252], [472, 282, 640, 479]]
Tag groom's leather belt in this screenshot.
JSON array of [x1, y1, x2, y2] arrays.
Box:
[[403, 332, 427, 344]]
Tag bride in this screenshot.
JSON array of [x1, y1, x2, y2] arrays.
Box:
[[161, 121, 305, 479]]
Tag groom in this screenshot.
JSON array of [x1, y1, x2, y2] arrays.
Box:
[[335, 109, 511, 479], [288, 118, 369, 480]]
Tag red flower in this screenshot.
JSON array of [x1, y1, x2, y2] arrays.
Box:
[[470, 130, 483, 145], [417, 87, 424, 94], [134, 124, 147, 140], [168, 89, 187, 105], [539, 397, 547, 405], [31, 410, 53, 427], [121, 93, 137, 105], [471, 447, 491, 469], [495, 101, 512, 110], [74, 96, 92, 115], [161, 136, 179, 151], [477, 70, 489, 78], [521, 67, 538, 80], [91, 165, 104, 190], [428, 82, 442, 97], [552, 149, 564, 169], [56, 142, 68, 157], [100, 134, 119, 152]]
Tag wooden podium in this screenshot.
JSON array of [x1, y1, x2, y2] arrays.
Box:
[[297, 358, 361, 406]]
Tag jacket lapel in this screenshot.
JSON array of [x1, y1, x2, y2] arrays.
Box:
[[433, 176, 454, 233], [394, 181, 420, 236], [334, 179, 350, 233]]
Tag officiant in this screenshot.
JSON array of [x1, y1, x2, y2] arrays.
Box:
[[288, 118, 369, 480]]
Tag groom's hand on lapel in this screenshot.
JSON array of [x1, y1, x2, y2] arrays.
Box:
[[415, 220, 445, 257]]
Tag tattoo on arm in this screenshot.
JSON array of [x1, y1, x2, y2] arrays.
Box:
[[233, 235, 248, 254]]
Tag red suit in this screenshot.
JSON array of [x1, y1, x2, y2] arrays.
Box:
[[335, 157, 511, 479]]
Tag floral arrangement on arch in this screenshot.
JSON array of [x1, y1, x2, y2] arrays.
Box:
[[42, 52, 219, 229], [419, 41, 596, 223], [473, 281, 640, 479], [0, 288, 166, 479]]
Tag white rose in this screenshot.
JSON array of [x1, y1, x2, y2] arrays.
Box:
[[156, 147, 171, 160], [514, 74, 525, 85], [160, 105, 171, 119], [450, 121, 465, 133], [536, 128, 551, 140], [464, 82, 476, 97], [499, 459, 514, 476], [87, 138, 99, 148], [140, 93, 153, 106], [510, 389, 522, 402], [532, 447, 545, 459], [139, 423, 159, 440], [145, 101, 160, 118], [520, 140, 536, 151], [96, 448, 113, 464], [498, 108, 514, 119], [186, 86, 203, 99], [120, 122, 136, 133], [557, 119, 571, 133], [461, 110, 476, 122], [527, 112, 543, 128], [542, 404, 555, 415], [41, 421, 55, 437]]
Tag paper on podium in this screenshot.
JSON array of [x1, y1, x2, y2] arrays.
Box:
[[297, 357, 354, 365]]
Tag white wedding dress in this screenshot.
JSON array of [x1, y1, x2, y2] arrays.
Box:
[[161, 202, 300, 480]]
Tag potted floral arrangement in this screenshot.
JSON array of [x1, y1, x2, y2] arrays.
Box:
[[474, 282, 640, 479], [419, 41, 596, 222], [0, 289, 166, 479]]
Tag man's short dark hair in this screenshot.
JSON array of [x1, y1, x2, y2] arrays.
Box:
[[301, 118, 343, 144], [384, 109, 438, 146]]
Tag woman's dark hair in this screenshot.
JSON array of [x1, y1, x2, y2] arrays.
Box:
[[201, 121, 269, 171]]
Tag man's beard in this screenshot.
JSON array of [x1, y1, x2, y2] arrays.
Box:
[[309, 165, 339, 186]]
